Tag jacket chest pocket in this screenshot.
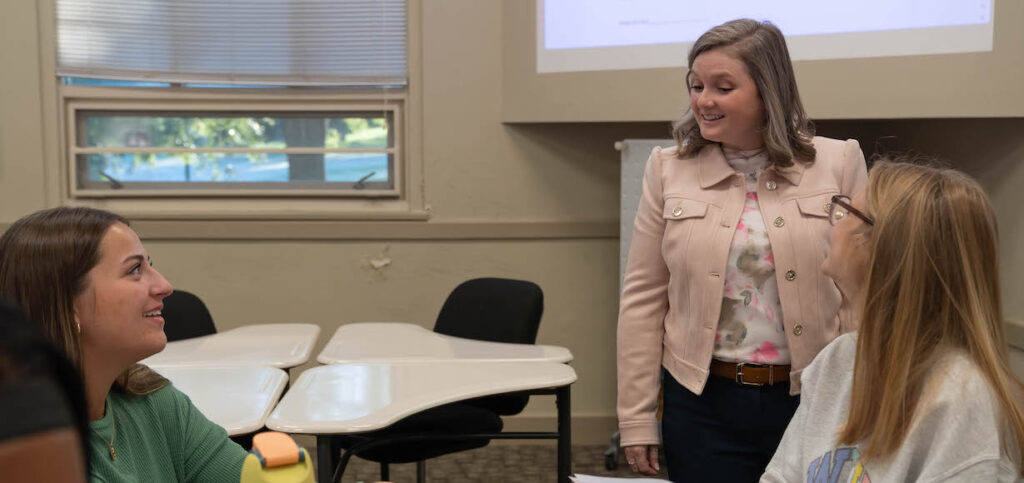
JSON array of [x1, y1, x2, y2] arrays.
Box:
[[796, 192, 836, 220], [796, 191, 837, 253], [661, 197, 709, 260]]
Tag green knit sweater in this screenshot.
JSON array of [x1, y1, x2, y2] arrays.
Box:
[[88, 384, 247, 482]]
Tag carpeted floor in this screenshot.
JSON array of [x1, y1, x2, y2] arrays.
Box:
[[322, 443, 669, 482]]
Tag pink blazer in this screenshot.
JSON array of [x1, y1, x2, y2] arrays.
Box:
[[616, 137, 868, 446]]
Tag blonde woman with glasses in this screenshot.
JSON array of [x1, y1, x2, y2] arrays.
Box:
[[762, 161, 1024, 481]]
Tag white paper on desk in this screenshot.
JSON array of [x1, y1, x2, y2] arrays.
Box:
[[570, 475, 670, 483]]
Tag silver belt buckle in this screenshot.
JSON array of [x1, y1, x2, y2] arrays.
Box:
[[735, 362, 770, 386]]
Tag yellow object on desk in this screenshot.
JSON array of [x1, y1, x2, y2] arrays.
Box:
[[240, 432, 314, 483]]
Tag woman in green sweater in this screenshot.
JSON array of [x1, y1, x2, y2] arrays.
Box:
[[0, 207, 247, 482]]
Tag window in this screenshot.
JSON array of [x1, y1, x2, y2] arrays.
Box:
[[70, 104, 399, 196], [55, 0, 413, 201]]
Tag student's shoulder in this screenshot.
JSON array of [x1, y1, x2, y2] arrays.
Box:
[[804, 332, 858, 380], [150, 383, 194, 409], [930, 352, 998, 412], [922, 353, 1006, 445], [914, 353, 1015, 479], [819, 331, 857, 363], [112, 383, 192, 416]]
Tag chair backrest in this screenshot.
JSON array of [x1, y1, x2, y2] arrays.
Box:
[[433, 278, 543, 344], [161, 290, 217, 342], [433, 278, 544, 415]]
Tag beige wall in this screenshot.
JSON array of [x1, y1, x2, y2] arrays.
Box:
[[2, 0, 1023, 445], [0, 0, 51, 218]]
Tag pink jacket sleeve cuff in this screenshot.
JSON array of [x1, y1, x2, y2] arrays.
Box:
[[618, 420, 661, 447]]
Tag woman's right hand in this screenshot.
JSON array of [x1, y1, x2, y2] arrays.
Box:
[[623, 444, 660, 476]]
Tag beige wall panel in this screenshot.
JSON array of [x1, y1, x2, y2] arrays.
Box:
[[421, 0, 669, 221], [0, 0, 49, 220]]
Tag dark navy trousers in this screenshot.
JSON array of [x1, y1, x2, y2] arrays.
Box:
[[661, 367, 799, 483]]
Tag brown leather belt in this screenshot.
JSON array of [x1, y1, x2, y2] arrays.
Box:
[[710, 360, 790, 386]]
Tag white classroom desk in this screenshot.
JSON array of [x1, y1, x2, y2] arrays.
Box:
[[153, 365, 288, 436], [266, 361, 577, 483], [142, 323, 320, 369], [316, 322, 573, 364]]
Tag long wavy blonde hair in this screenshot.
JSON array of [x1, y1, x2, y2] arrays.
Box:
[[838, 161, 1024, 472], [0, 207, 168, 396], [673, 19, 815, 167]]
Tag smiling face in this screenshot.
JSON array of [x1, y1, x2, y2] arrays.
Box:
[[822, 191, 872, 296], [75, 223, 173, 369], [688, 48, 766, 151]]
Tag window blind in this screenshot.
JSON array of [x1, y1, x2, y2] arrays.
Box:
[[56, 0, 406, 86]]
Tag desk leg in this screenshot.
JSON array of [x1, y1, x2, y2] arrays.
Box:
[[316, 435, 340, 483], [557, 385, 572, 483]]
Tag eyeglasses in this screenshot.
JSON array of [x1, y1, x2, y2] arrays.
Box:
[[829, 195, 874, 226]]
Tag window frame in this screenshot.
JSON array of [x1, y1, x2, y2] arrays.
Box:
[[66, 95, 403, 198]]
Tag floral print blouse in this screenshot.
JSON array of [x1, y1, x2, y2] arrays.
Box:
[[712, 148, 790, 365]]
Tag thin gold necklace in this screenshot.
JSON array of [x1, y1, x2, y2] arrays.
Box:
[[91, 405, 117, 460]]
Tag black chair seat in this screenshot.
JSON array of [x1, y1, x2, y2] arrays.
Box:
[[337, 402, 503, 463]]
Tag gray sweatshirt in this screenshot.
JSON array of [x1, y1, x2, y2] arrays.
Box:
[[762, 332, 1021, 482]]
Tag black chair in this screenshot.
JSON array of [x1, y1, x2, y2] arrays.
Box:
[[161, 290, 217, 342], [157, 290, 262, 449], [433, 277, 543, 417], [332, 277, 544, 483]]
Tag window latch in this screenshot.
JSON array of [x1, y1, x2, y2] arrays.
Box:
[[99, 171, 124, 189], [354, 171, 376, 190]]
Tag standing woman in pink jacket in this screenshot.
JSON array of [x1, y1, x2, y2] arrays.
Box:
[[617, 19, 868, 481]]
